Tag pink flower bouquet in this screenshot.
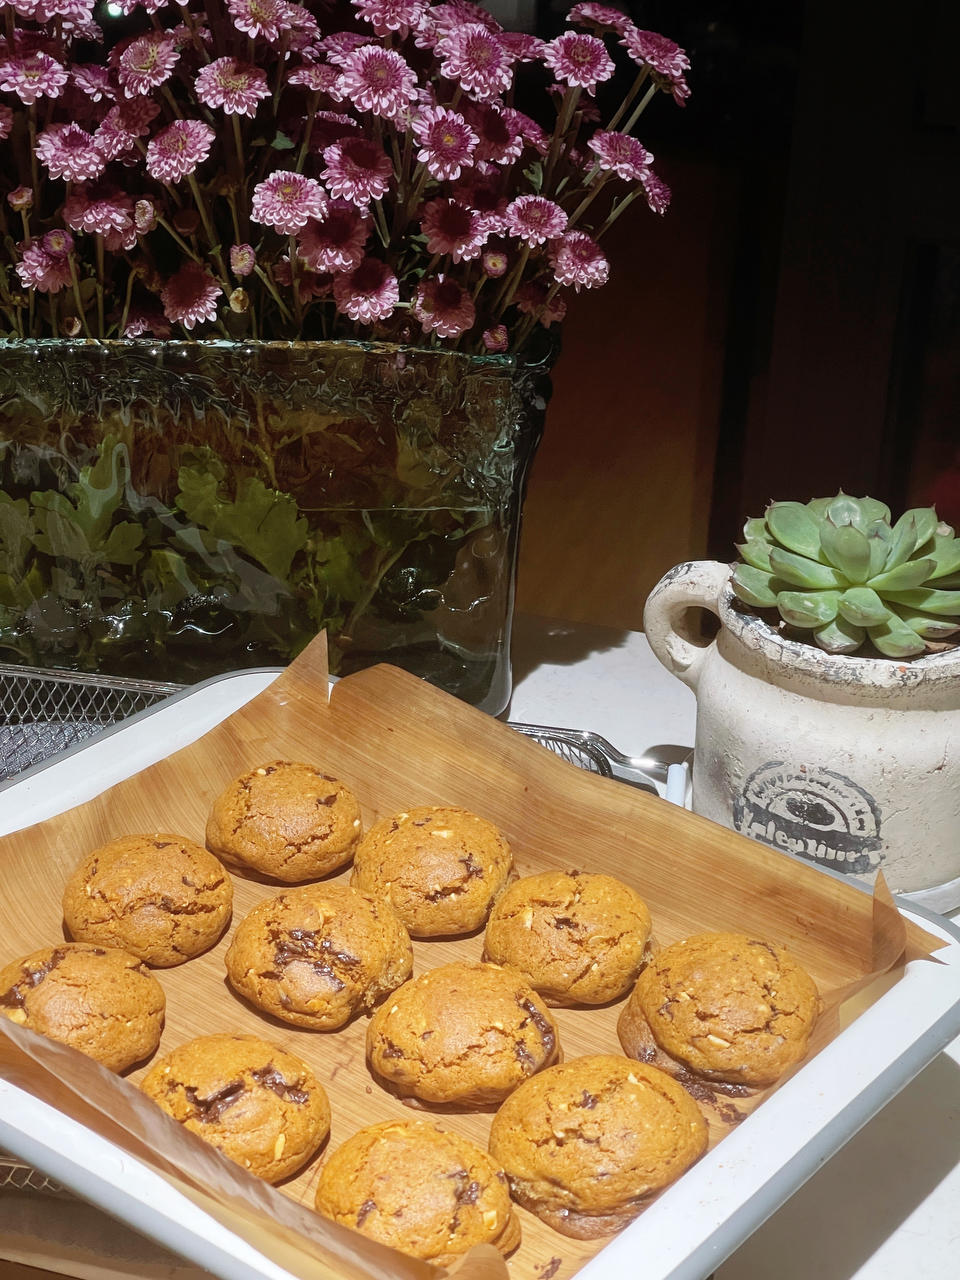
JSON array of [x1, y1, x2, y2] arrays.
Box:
[[0, 0, 689, 351]]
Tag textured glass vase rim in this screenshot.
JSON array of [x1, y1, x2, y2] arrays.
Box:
[[0, 336, 545, 374]]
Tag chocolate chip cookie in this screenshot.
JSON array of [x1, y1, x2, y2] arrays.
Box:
[[62, 833, 233, 967], [140, 1033, 331, 1182], [483, 870, 652, 1005], [0, 943, 165, 1072], [314, 1119, 520, 1266], [224, 882, 413, 1030], [488, 1054, 708, 1238], [618, 931, 822, 1087], [206, 760, 362, 882], [366, 961, 560, 1106], [351, 805, 513, 937]]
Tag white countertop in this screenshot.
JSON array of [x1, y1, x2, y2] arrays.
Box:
[[511, 615, 960, 1280], [3, 617, 959, 1280]]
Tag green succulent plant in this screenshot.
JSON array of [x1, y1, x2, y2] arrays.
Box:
[[730, 493, 960, 657]]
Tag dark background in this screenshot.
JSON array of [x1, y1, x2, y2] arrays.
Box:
[[517, 0, 960, 625]]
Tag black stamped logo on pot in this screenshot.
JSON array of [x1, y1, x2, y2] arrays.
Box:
[[733, 762, 883, 875]]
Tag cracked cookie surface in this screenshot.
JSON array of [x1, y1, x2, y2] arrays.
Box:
[[140, 1032, 330, 1182], [0, 942, 165, 1072], [351, 806, 513, 937], [314, 1118, 520, 1266], [482, 870, 652, 1005], [224, 882, 412, 1030], [206, 760, 362, 882], [619, 931, 822, 1087], [488, 1054, 708, 1239], [366, 961, 560, 1105], [62, 833, 233, 967]]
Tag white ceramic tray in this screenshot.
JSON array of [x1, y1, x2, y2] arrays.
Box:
[[2, 669, 960, 1280]]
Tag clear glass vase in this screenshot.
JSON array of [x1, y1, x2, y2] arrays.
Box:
[[0, 339, 553, 715]]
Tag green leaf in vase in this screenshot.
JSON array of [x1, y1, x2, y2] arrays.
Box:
[[0, 493, 35, 576], [175, 468, 309, 581]]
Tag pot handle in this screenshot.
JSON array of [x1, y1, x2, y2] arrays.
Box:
[[642, 560, 731, 692]]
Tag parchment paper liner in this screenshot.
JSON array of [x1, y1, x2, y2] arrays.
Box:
[[0, 635, 944, 1280]]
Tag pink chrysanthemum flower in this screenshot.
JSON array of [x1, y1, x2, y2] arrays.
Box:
[[321, 137, 391, 208], [0, 52, 68, 105], [337, 46, 418, 122], [412, 276, 476, 338], [516, 281, 567, 326], [353, 0, 427, 39], [16, 241, 72, 293], [161, 262, 222, 330], [467, 103, 524, 166], [420, 0, 499, 48], [226, 0, 287, 42], [71, 65, 113, 102], [296, 201, 369, 272], [451, 170, 508, 232], [412, 106, 478, 181], [116, 34, 179, 99], [504, 195, 567, 246], [288, 63, 339, 92], [251, 170, 328, 233], [483, 324, 508, 352], [7, 186, 33, 212], [642, 169, 671, 214], [230, 243, 256, 277], [195, 58, 269, 117], [94, 98, 160, 161], [284, 3, 321, 54], [123, 307, 171, 339], [510, 110, 549, 155], [0, 105, 12, 141], [35, 123, 105, 183], [114, 0, 168, 14], [543, 32, 614, 92], [321, 32, 377, 66], [548, 230, 609, 290], [307, 111, 363, 152], [332, 255, 398, 323], [622, 28, 691, 103], [586, 129, 652, 180], [436, 24, 515, 102], [63, 184, 134, 239], [134, 199, 156, 234], [568, 3, 632, 33], [43, 228, 73, 256], [420, 198, 487, 262], [146, 120, 215, 184], [499, 32, 546, 61], [482, 246, 508, 278]]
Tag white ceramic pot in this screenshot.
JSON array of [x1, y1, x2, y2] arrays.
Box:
[[643, 560, 960, 911]]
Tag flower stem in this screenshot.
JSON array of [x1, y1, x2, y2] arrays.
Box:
[[605, 67, 651, 132], [67, 253, 92, 337], [491, 243, 530, 315], [621, 83, 659, 137], [543, 86, 582, 193], [296, 90, 320, 173]]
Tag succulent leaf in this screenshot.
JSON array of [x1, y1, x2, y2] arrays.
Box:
[[826, 493, 867, 530], [743, 517, 770, 543], [731, 564, 778, 608], [867, 614, 928, 658], [813, 616, 866, 653], [776, 590, 839, 628], [882, 512, 919, 573], [820, 519, 871, 582], [736, 539, 773, 572], [925, 537, 960, 580], [837, 586, 891, 628], [805, 496, 835, 519], [765, 502, 824, 560], [883, 587, 960, 615], [767, 547, 845, 590], [857, 497, 892, 524], [866, 520, 892, 579], [867, 558, 936, 592], [910, 506, 939, 550], [891, 606, 960, 640]]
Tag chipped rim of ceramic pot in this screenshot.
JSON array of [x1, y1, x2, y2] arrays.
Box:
[[716, 572, 960, 693]]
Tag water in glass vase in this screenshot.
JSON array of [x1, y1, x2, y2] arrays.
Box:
[[0, 339, 550, 713]]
